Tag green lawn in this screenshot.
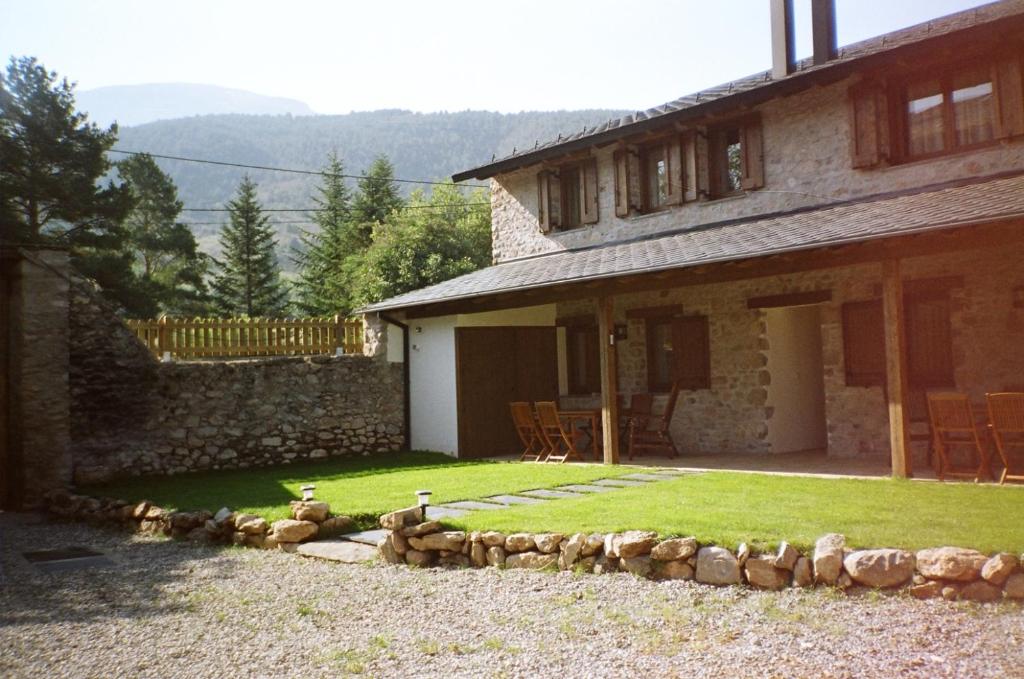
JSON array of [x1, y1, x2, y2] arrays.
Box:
[[82, 451, 633, 526], [448, 472, 1024, 553]]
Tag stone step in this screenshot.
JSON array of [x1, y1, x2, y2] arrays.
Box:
[[519, 488, 584, 499], [620, 473, 668, 482], [297, 540, 378, 563], [592, 478, 649, 487], [555, 484, 616, 493], [340, 529, 388, 545], [438, 500, 509, 511], [484, 494, 547, 505], [424, 506, 469, 519]]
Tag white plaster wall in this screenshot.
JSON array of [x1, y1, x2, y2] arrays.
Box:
[[386, 323, 404, 363], [408, 315, 458, 455], [765, 305, 828, 453]]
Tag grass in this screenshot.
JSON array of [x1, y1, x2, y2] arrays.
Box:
[[447, 471, 1024, 553], [82, 451, 633, 525]]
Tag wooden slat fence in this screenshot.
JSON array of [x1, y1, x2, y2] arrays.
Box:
[[126, 316, 364, 359]]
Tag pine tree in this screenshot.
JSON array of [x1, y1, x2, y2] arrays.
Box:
[[210, 176, 288, 316], [348, 154, 403, 250], [292, 152, 351, 315]]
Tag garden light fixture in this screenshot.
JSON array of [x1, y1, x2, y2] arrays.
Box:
[[415, 489, 432, 517], [301, 484, 316, 501]]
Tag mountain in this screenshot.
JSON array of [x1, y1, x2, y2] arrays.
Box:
[[113, 108, 628, 266], [78, 83, 315, 127]]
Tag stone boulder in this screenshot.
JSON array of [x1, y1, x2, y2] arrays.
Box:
[[744, 555, 790, 590], [380, 506, 423, 530], [561, 533, 587, 567], [470, 541, 487, 568], [916, 547, 988, 582], [909, 580, 943, 599], [408, 531, 466, 552], [774, 542, 800, 571], [792, 557, 813, 588], [617, 531, 659, 559], [960, 580, 1002, 603], [378, 535, 403, 564], [813, 534, 845, 585], [486, 546, 506, 567], [270, 519, 318, 543], [981, 553, 1018, 586], [620, 556, 653, 577], [290, 501, 330, 523], [236, 516, 269, 535], [1003, 573, 1024, 599], [505, 552, 558, 570], [651, 537, 698, 562], [505, 533, 536, 553], [402, 521, 443, 537], [843, 549, 915, 588], [695, 547, 741, 585], [405, 549, 434, 567], [534, 533, 564, 554], [317, 516, 355, 537], [582, 533, 604, 557], [481, 531, 507, 547], [654, 560, 694, 581]]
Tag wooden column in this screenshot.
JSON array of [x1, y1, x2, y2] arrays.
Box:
[[882, 259, 913, 478], [597, 296, 620, 464]]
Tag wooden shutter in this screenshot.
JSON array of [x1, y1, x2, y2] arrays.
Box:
[[664, 136, 684, 206], [848, 82, 889, 168], [905, 292, 954, 387], [739, 118, 765, 190], [841, 300, 885, 387], [672, 315, 710, 390], [682, 133, 698, 202], [993, 52, 1024, 139], [581, 158, 599, 224], [537, 170, 553, 233], [613, 149, 631, 217]]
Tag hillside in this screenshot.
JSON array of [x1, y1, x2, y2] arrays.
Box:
[[114, 108, 627, 264], [78, 83, 315, 127]]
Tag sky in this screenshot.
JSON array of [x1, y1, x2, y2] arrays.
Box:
[[1, 0, 994, 114]]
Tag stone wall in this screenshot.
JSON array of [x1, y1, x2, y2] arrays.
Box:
[[489, 74, 1024, 263]]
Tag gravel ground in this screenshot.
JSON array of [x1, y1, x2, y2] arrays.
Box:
[[2, 514, 1023, 679]]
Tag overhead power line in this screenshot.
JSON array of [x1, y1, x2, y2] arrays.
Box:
[[109, 148, 490, 189]]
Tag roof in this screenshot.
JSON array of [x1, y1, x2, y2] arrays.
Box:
[[361, 172, 1024, 313], [452, 0, 1024, 182]]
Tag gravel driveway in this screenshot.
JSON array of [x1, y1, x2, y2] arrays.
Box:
[[2, 514, 1023, 678]]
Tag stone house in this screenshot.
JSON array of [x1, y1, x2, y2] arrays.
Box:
[[361, 0, 1024, 476]]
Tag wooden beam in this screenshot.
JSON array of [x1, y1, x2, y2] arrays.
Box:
[[882, 259, 913, 479], [625, 304, 684, 320], [597, 296, 620, 465], [747, 289, 832, 309]]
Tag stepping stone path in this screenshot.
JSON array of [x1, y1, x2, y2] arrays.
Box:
[[327, 468, 703, 562]]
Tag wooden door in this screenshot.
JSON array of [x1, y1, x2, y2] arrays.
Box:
[[456, 327, 558, 458]]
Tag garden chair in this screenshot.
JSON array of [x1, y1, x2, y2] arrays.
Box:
[[534, 401, 584, 463], [628, 383, 680, 460], [986, 392, 1024, 484], [926, 392, 990, 482], [510, 401, 548, 462]]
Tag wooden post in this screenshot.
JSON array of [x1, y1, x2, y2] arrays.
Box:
[[882, 259, 913, 478], [597, 296, 620, 465], [157, 315, 168, 358]]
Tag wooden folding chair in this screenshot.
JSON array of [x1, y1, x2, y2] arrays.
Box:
[[628, 383, 681, 459], [534, 401, 584, 463], [986, 392, 1024, 484], [625, 392, 654, 460], [510, 401, 548, 462], [926, 392, 989, 482]]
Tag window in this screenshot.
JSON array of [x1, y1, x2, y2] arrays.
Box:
[[565, 324, 599, 395], [905, 65, 995, 158], [643, 145, 669, 210], [644, 314, 710, 392], [841, 300, 886, 387], [708, 118, 764, 198], [537, 158, 598, 232]]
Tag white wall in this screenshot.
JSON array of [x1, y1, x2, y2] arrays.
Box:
[[765, 305, 828, 454], [407, 304, 556, 456], [386, 323, 404, 363]]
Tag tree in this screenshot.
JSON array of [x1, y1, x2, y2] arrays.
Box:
[[291, 152, 352, 315], [0, 56, 129, 245], [210, 177, 289, 316], [354, 182, 491, 307], [348, 154, 403, 250], [116, 153, 210, 317]]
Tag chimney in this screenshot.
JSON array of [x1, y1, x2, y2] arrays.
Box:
[[811, 0, 838, 65], [770, 0, 796, 80]]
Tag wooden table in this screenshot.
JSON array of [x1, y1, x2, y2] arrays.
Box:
[[559, 409, 602, 461]]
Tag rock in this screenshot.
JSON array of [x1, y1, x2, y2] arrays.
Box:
[[736, 542, 750, 567], [144, 505, 165, 521], [916, 547, 988, 582], [561, 533, 587, 567], [278, 541, 300, 554], [505, 533, 536, 553], [910, 580, 944, 600], [792, 557, 813, 588], [534, 533, 564, 554], [1003, 573, 1024, 599], [439, 553, 471, 567], [603, 533, 620, 558], [960, 580, 1002, 603], [813, 534, 845, 585], [485, 545, 506, 567], [774, 541, 800, 571], [270, 519, 318, 543], [213, 507, 233, 524], [617, 531, 659, 559], [233, 513, 261, 530], [290, 501, 330, 523], [582, 533, 604, 557], [505, 552, 558, 570], [481, 531, 507, 547], [378, 536, 403, 564], [578, 556, 597, 573], [470, 541, 487, 567], [298, 540, 377, 563], [620, 556, 653, 577], [317, 516, 355, 537], [131, 501, 152, 520], [744, 555, 790, 590], [401, 521, 443, 537], [941, 585, 961, 601], [651, 537, 698, 562], [981, 553, 1018, 586], [187, 527, 214, 544], [231, 531, 247, 546], [593, 555, 618, 574], [262, 535, 279, 551], [237, 516, 269, 535], [843, 549, 915, 588], [243, 533, 265, 549], [654, 560, 695, 581], [380, 507, 422, 530], [836, 573, 853, 590], [405, 549, 434, 567], [408, 531, 466, 552], [696, 547, 741, 585]]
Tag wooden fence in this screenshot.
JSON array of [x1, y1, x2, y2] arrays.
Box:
[[126, 316, 364, 360]]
